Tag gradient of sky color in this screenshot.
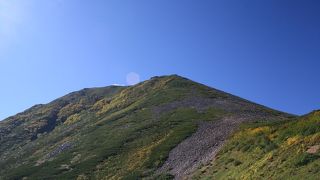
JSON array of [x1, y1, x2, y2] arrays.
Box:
[[0, 0, 319, 120]]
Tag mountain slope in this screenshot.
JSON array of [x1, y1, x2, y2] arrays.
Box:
[[193, 111, 320, 180], [0, 75, 292, 179]]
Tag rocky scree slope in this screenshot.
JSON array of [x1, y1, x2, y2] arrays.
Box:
[[0, 75, 291, 179]]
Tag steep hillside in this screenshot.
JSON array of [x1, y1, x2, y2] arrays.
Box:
[[193, 111, 320, 179], [0, 75, 291, 179]]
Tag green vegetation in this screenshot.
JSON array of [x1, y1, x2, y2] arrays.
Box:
[[193, 111, 320, 180], [0, 75, 297, 179], [0, 75, 230, 179]]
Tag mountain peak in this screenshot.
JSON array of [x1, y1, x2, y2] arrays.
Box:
[[0, 75, 293, 179]]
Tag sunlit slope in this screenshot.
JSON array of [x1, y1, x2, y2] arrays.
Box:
[[0, 75, 290, 179], [194, 111, 320, 180]]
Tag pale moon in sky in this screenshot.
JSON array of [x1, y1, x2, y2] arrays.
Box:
[[126, 72, 140, 85]]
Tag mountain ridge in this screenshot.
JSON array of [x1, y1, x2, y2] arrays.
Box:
[[0, 75, 297, 179], [0, 75, 293, 122]]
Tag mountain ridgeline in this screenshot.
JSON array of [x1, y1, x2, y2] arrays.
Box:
[[1, 75, 318, 180]]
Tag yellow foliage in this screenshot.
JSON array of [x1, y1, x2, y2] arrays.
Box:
[[308, 133, 320, 143], [241, 152, 274, 179], [126, 132, 172, 171], [92, 99, 111, 112], [313, 110, 320, 117], [64, 113, 81, 125], [58, 103, 84, 118], [286, 136, 300, 146], [268, 133, 277, 140], [248, 126, 270, 135]]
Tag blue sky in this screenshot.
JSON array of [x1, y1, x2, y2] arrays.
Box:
[[0, 0, 319, 120]]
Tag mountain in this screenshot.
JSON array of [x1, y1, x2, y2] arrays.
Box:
[[0, 75, 296, 179]]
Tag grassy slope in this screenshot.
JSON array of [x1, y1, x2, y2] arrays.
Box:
[[194, 111, 320, 180], [0, 75, 291, 180], [0, 86, 126, 178], [0, 75, 231, 179]]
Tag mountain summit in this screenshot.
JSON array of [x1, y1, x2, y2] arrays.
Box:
[[0, 75, 295, 179]]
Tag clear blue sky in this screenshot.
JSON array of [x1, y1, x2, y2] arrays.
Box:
[[0, 0, 319, 120]]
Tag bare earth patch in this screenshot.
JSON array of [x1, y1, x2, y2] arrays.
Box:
[[307, 145, 320, 154]]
